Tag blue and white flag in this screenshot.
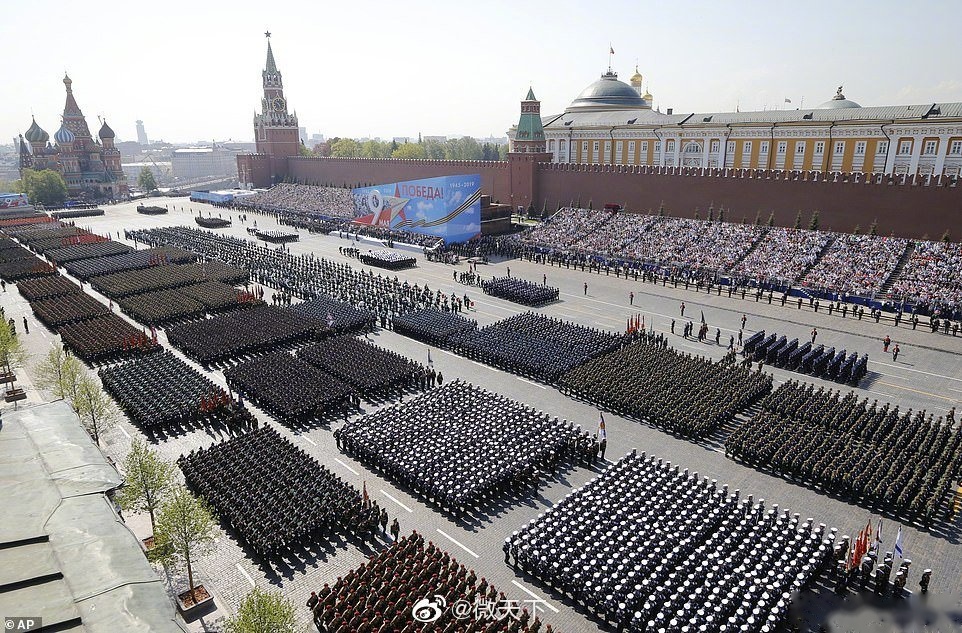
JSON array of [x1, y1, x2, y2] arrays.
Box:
[[894, 525, 904, 558]]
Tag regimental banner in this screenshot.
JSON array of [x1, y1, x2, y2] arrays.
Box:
[[352, 175, 481, 244], [0, 193, 30, 209]]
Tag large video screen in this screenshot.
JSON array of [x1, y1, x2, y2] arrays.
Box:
[[0, 193, 30, 209], [352, 175, 481, 244]]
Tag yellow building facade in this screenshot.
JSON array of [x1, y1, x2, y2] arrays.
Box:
[[510, 70, 962, 178]]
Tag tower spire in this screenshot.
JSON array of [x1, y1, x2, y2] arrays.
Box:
[[265, 31, 277, 73]]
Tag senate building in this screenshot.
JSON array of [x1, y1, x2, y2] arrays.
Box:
[[509, 66, 962, 178]]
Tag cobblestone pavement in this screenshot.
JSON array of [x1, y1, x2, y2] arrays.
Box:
[[3, 198, 961, 632]]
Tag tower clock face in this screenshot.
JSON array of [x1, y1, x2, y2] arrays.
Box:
[[272, 97, 286, 111]]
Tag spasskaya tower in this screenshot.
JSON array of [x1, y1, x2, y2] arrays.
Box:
[[240, 31, 300, 186]]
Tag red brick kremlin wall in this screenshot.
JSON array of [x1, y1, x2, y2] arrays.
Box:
[[280, 156, 961, 240]]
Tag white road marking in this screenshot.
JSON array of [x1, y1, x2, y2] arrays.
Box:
[[381, 489, 413, 513], [300, 435, 317, 446], [236, 563, 256, 588], [511, 580, 560, 613], [118, 426, 131, 439], [517, 377, 547, 390], [40, 329, 47, 339], [334, 458, 359, 475], [436, 529, 479, 558], [871, 359, 962, 383]]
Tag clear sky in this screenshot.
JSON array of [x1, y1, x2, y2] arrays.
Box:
[[4, 0, 961, 144]]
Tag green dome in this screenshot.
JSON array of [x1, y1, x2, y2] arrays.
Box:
[[25, 117, 49, 143]]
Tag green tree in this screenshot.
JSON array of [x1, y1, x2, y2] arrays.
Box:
[[137, 167, 158, 192], [224, 588, 297, 633], [868, 218, 878, 236], [297, 143, 313, 158], [0, 318, 28, 394], [421, 139, 446, 159], [33, 344, 83, 401], [392, 143, 426, 159], [718, 208, 726, 223], [852, 224, 861, 235], [767, 212, 776, 227], [72, 374, 118, 445], [753, 211, 762, 225], [497, 144, 508, 160], [707, 205, 715, 222], [361, 139, 389, 159], [330, 138, 362, 158], [809, 210, 820, 231], [153, 485, 219, 606], [793, 211, 802, 229], [18, 168, 67, 206], [117, 439, 177, 535], [941, 229, 951, 243]]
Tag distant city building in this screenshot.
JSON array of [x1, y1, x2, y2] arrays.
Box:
[[171, 146, 239, 180], [18, 74, 128, 199], [136, 120, 149, 146], [422, 136, 446, 143], [122, 161, 171, 185], [298, 126, 308, 144], [508, 66, 962, 176]]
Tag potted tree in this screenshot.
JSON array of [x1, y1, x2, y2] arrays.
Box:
[[153, 485, 219, 618], [224, 587, 297, 633], [116, 439, 176, 551], [0, 318, 28, 405]]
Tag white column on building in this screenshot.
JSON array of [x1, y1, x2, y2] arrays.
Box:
[[932, 134, 951, 176], [908, 133, 924, 176], [702, 137, 711, 168], [883, 133, 898, 175]]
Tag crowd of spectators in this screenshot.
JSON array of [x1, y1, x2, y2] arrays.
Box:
[[507, 450, 832, 631], [234, 184, 355, 220], [730, 227, 832, 285], [801, 234, 909, 296], [889, 240, 962, 316]]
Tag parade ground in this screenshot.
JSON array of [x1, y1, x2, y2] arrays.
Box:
[[3, 198, 961, 633]]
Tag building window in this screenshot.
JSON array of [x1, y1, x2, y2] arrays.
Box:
[[615, 141, 623, 163], [834, 141, 845, 155], [641, 141, 649, 153], [877, 141, 888, 155], [627, 141, 635, 164], [727, 141, 735, 154], [795, 141, 805, 155], [603, 141, 611, 163], [924, 140, 937, 155], [743, 141, 752, 154], [666, 140, 675, 152], [951, 140, 962, 155], [710, 140, 719, 153], [815, 141, 824, 154], [898, 140, 911, 155], [777, 141, 787, 155], [855, 141, 866, 155], [592, 141, 600, 162], [654, 141, 662, 153], [684, 142, 701, 153], [760, 141, 769, 154]]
